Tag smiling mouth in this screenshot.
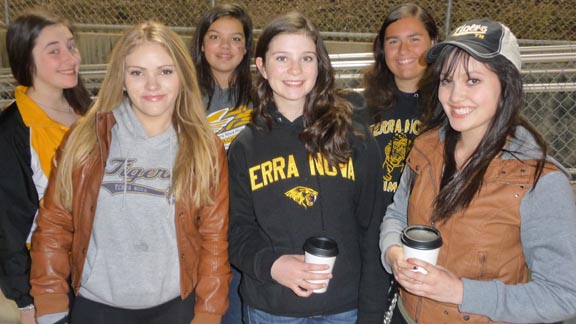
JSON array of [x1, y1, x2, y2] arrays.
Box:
[[397, 58, 417, 65], [452, 107, 474, 116], [283, 80, 304, 86], [59, 69, 77, 75]]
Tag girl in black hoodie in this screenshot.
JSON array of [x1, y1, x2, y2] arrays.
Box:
[[228, 11, 387, 324]]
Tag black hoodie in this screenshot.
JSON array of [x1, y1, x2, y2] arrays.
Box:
[[364, 87, 422, 210], [228, 109, 387, 323]]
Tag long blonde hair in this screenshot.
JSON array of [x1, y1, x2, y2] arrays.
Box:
[[54, 21, 219, 210]]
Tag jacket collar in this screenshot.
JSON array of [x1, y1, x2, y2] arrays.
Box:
[[15, 86, 72, 128]]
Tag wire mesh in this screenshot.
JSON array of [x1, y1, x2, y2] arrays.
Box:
[[2, 0, 576, 42]]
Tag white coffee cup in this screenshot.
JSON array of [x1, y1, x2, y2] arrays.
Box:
[[401, 225, 442, 274], [303, 236, 338, 293]]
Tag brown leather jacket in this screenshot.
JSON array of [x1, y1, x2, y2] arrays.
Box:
[[30, 111, 231, 322], [400, 130, 555, 324]]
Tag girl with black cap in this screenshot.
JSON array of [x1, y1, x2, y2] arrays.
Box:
[[380, 19, 576, 323]]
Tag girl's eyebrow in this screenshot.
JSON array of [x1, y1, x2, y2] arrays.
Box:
[[125, 64, 176, 69], [45, 37, 75, 49], [270, 51, 316, 55], [385, 32, 424, 40]]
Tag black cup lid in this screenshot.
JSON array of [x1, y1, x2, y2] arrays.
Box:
[[401, 225, 443, 250], [303, 236, 339, 257]]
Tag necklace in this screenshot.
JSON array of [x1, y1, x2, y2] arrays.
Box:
[[31, 98, 75, 114]]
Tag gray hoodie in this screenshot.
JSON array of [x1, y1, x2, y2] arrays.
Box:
[[79, 99, 181, 308]]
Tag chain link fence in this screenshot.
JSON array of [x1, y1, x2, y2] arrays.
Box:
[[520, 54, 575, 178], [0, 0, 575, 175], [2, 0, 576, 42]]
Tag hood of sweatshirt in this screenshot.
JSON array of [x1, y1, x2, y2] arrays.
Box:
[[113, 99, 176, 143], [438, 124, 568, 175], [251, 105, 305, 133], [504, 125, 569, 175]]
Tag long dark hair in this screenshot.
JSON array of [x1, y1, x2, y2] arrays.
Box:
[[363, 3, 439, 121], [421, 47, 548, 223], [253, 11, 356, 166], [6, 9, 91, 114], [190, 3, 253, 110]]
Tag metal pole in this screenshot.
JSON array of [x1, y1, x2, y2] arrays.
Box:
[[4, 0, 9, 25], [444, 0, 453, 37]]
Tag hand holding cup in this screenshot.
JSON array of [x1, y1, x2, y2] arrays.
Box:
[[303, 236, 339, 293], [401, 225, 442, 274], [271, 254, 331, 297]]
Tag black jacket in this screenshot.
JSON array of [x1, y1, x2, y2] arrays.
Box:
[[0, 102, 38, 308], [228, 110, 388, 323]]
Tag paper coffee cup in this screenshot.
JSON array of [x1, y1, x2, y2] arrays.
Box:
[[401, 225, 442, 274], [303, 236, 338, 293]]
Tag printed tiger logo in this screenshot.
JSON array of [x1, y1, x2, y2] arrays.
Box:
[[285, 186, 318, 209], [383, 132, 411, 181]]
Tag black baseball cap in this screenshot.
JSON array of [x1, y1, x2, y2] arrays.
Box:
[[426, 19, 521, 71]]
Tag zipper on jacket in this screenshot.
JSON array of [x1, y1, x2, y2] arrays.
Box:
[[478, 253, 486, 279], [411, 146, 438, 229], [415, 297, 423, 322], [410, 145, 440, 196]]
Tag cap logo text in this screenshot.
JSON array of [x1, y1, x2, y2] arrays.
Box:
[[453, 24, 489, 39]]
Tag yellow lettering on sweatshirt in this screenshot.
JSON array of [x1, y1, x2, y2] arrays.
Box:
[[371, 119, 421, 137], [309, 153, 355, 181], [249, 155, 299, 190]]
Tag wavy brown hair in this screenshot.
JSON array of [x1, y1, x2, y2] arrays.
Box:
[[252, 11, 357, 166], [54, 21, 219, 210]]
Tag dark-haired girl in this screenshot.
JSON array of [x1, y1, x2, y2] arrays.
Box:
[[0, 10, 90, 324], [190, 4, 254, 322], [190, 2, 253, 151], [380, 19, 576, 323], [228, 12, 387, 324], [363, 3, 440, 211]]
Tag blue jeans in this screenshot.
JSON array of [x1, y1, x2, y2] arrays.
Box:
[[244, 305, 358, 324], [222, 267, 243, 324]]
